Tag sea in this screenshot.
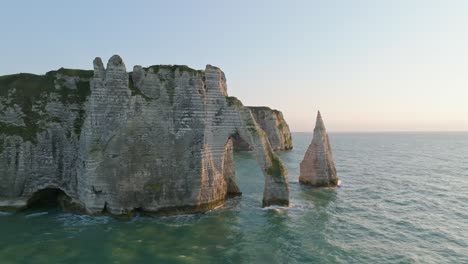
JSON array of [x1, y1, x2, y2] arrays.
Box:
[[0, 132, 467, 264]]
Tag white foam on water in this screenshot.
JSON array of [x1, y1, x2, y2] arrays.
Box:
[[25, 212, 48, 218], [261, 205, 289, 212]]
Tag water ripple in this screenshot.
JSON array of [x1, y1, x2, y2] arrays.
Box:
[[1, 132, 467, 263]]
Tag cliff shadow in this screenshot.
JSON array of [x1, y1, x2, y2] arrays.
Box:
[[231, 132, 253, 152], [27, 188, 66, 208], [24, 187, 82, 213]]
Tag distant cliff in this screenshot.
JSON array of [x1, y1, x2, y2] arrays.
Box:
[[0, 55, 289, 215], [243, 107, 293, 151]]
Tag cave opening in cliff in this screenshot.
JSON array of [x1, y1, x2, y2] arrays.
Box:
[[26, 188, 69, 210]]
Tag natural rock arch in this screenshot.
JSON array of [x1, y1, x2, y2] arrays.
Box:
[[223, 123, 290, 207], [0, 55, 289, 215], [78, 56, 289, 214]]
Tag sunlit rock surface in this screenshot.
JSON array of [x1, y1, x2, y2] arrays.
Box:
[[0, 55, 289, 215], [299, 111, 339, 187], [247, 107, 293, 151]]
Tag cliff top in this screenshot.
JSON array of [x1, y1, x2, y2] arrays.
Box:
[[143, 65, 204, 75], [248, 106, 281, 114], [0, 56, 231, 144], [0, 64, 210, 82]]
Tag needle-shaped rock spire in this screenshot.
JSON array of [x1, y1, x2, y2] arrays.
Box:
[[299, 111, 339, 187]]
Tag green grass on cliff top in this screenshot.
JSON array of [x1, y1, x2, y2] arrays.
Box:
[[54, 68, 94, 78], [248, 106, 280, 114], [145, 65, 204, 75], [0, 69, 92, 143], [225, 96, 243, 107], [128, 75, 152, 101]]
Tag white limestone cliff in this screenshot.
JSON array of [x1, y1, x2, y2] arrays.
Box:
[[247, 107, 293, 151], [0, 55, 289, 215]]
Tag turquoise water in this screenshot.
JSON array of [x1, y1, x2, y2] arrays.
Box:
[[1, 132, 467, 263]]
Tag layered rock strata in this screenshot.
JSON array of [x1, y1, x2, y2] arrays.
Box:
[[247, 107, 293, 151], [0, 55, 289, 215], [299, 111, 339, 187]]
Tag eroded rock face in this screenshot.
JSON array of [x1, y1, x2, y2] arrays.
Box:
[[247, 107, 293, 151], [0, 55, 289, 215], [299, 111, 339, 187], [0, 68, 92, 210]]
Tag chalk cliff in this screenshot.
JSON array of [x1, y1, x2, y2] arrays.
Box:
[[248, 107, 292, 151], [0, 55, 289, 215], [299, 111, 339, 187]]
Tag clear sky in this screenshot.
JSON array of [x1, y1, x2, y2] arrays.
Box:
[[1, 0, 467, 132]]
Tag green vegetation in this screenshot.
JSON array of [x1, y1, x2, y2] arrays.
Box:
[[144, 182, 162, 193], [49, 116, 62, 123], [266, 151, 286, 180], [0, 69, 92, 143], [245, 117, 258, 135], [0, 137, 4, 153], [248, 106, 272, 111], [0, 122, 39, 143], [278, 122, 284, 131], [225, 96, 243, 107], [128, 75, 152, 101], [89, 137, 102, 154], [165, 78, 177, 105], [73, 109, 86, 136], [55, 78, 91, 105], [0, 73, 55, 98], [145, 65, 203, 76], [53, 68, 94, 78], [141, 65, 205, 104], [0, 73, 54, 143]]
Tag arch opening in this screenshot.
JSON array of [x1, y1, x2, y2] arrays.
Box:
[[231, 132, 253, 151], [26, 188, 70, 211], [223, 137, 242, 198]]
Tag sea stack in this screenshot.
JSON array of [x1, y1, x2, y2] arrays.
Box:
[[299, 111, 339, 187]]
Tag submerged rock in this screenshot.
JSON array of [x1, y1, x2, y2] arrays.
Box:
[[299, 111, 339, 187], [0, 55, 289, 215]]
